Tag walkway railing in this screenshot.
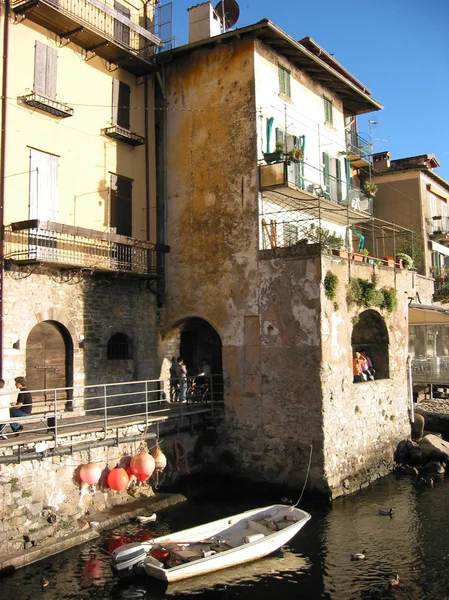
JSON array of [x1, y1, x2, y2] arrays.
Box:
[[411, 356, 449, 384], [0, 375, 224, 445]]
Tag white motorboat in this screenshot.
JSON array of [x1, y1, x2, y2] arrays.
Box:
[[111, 504, 311, 583]]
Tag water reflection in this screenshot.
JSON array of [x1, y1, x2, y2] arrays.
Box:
[[2, 474, 449, 599]]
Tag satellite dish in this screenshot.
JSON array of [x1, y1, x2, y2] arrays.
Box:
[[215, 0, 240, 30]]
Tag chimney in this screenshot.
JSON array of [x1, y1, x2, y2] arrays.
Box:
[[373, 151, 390, 173], [188, 2, 222, 44]]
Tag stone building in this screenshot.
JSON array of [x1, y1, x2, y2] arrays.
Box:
[[156, 3, 434, 498], [371, 152, 449, 393], [0, 0, 167, 399]]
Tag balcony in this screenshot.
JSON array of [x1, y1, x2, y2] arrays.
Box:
[[426, 216, 449, 245], [11, 0, 162, 76], [101, 124, 145, 146], [4, 220, 167, 277], [18, 92, 74, 118], [345, 131, 371, 169], [259, 159, 372, 226]]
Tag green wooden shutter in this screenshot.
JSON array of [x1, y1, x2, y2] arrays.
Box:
[[323, 152, 330, 194], [266, 117, 274, 152], [324, 97, 333, 126], [336, 159, 342, 203]]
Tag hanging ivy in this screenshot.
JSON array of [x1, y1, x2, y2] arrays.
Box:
[[324, 271, 339, 301], [346, 277, 397, 313]]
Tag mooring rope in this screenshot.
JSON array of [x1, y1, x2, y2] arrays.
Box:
[[292, 443, 313, 508]]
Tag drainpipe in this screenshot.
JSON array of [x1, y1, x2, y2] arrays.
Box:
[[407, 354, 414, 424], [143, 1, 150, 243], [0, 0, 10, 379]]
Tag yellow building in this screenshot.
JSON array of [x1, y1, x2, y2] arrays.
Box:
[[0, 0, 165, 396]]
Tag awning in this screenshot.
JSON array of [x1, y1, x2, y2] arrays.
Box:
[[431, 241, 449, 257], [429, 184, 449, 203], [409, 303, 449, 325]]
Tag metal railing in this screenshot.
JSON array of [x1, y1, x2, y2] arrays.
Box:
[[411, 357, 449, 384], [11, 0, 161, 56], [426, 216, 449, 236], [0, 375, 224, 445], [345, 131, 371, 164], [259, 160, 373, 215], [5, 220, 160, 276]]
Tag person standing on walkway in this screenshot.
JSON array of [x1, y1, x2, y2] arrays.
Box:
[[177, 357, 187, 403], [10, 376, 33, 434]]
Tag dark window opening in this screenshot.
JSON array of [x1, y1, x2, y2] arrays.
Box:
[[107, 332, 132, 359], [110, 173, 132, 237], [351, 309, 390, 382]]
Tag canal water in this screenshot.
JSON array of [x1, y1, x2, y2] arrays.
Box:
[[2, 472, 449, 600]]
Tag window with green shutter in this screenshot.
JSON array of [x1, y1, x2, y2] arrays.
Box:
[[323, 152, 330, 194], [324, 96, 333, 126], [278, 65, 291, 98], [335, 158, 342, 203]]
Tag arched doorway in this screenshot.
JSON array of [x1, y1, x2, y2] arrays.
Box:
[[351, 310, 389, 379], [26, 321, 74, 402], [179, 317, 222, 377]]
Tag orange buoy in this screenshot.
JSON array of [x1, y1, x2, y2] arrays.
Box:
[[79, 463, 102, 487], [151, 447, 167, 473], [107, 467, 129, 491], [130, 451, 155, 482]]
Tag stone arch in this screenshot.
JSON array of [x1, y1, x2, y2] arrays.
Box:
[[19, 308, 81, 352], [351, 309, 389, 379], [165, 316, 223, 378]]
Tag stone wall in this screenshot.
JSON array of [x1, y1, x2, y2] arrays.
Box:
[[0, 425, 201, 561], [3, 266, 161, 391]]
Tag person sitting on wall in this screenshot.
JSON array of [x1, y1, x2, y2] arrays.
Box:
[[353, 352, 366, 383], [361, 350, 375, 381], [9, 376, 33, 434]]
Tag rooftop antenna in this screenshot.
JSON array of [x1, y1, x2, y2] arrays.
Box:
[[215, 0, 240, 32]]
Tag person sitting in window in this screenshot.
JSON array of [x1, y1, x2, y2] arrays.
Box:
[[353, 352, 365, 383], [361, 350, 375, 381]]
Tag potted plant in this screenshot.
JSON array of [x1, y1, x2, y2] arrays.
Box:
[[395, 253, 414, 270], [287, 146, 304, 162], [263, 141, 285, 163], [363, 182, 378, 197]]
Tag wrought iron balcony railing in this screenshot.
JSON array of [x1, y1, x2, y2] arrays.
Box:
[[18, 92, 74, 118], [101, 124, 145, 146], [11, 0, 162, 76], [4, 220, 166, 277], [426, 216, 449, 244], [345, 131, 371, 167]]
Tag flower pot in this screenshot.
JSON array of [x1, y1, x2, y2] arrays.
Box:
[[263, 151, 284, 163], [332, 248, 349, 258]]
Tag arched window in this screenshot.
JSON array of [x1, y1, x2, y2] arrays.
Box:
[[107, 333, 131, 360], [351, 310, 389, 380]]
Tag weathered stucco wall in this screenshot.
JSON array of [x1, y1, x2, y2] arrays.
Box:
[[163, 39, 259, 375]]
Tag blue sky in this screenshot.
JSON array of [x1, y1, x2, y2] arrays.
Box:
[[169, 0, 449, 180]]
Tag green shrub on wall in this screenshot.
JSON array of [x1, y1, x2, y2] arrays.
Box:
[[324, 271, 339, 301], [346, 278, 398, 313]]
